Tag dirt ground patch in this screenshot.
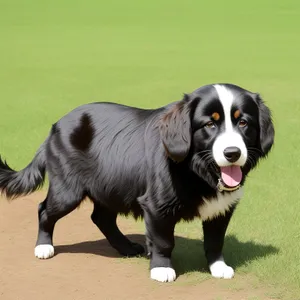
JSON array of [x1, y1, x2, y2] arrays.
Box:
[[0, 192, 278, 300]]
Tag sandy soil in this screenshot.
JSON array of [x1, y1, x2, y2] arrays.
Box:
[[0, 192, 276, 300]]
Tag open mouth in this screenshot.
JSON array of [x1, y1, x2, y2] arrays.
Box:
[[217, 165, 242, 192]]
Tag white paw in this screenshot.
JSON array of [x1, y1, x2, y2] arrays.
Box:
[[34, 244, 55, 259], [209, 260, 234, 279], [150, 267, 176, 282]]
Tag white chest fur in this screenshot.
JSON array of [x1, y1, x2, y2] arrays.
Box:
[[198, 188, 243, 221]]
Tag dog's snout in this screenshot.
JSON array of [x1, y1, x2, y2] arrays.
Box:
[[223, 147, 241, 163]]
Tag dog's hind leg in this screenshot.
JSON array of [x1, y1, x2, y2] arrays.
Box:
[[91, 203, 144, 257], [34, 184, 83, 259]]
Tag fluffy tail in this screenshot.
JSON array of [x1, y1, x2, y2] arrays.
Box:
[[0, 142, 47, 200]]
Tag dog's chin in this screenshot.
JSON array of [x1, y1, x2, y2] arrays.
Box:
[[203, 172, 242, 192], [190, 155, 243, 191], [216, 178, 241, 192], [216, 164, 244, 192]]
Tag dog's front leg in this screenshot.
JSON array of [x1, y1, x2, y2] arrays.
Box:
[[143, 211, 176, 282], [202, 208, 235, 279]]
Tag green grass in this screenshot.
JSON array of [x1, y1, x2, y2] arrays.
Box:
[[0, 0, 300, 298]]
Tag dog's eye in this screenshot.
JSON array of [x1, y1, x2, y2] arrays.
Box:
[[205, 121, 216, 129], [239, 119, 247, 128]]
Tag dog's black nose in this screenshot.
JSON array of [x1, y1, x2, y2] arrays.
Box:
[[223, 147, 241, 163]]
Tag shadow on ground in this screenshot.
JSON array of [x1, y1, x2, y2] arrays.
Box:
[[55, 234, 279, 276]]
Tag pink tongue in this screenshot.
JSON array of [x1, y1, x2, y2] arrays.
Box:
[[221, 166, 242, 187]]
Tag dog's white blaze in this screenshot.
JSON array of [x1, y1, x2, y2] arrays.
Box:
[[212, 84, 247, 166], [209, 258, 234, 279], [34, 244, 55, 259], [198, 188, 243, 221], [214, 84, 234, 131], [150, 267, 176, 282]]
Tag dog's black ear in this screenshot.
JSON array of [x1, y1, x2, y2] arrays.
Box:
[[159, 94, 193, 162], [255, 94, 275, 156]]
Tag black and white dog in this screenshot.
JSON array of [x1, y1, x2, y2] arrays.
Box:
[[0, 83, 274, 282]]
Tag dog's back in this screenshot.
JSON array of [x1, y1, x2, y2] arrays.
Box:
[[46, 102, 162, 214]]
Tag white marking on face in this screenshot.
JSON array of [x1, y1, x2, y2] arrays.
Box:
[[150, 267, 176, 282], [214, 85, 234, 131], [213, 132, 247, 166], [212, 85, 247, 167], [34, 244, 55, 259], [209, 257, 234, 279], [198, 188, 243, 221]]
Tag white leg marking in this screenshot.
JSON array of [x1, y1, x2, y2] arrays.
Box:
[[209, 259, 234, 279], [34, 244, 55, 259], [150, 267, 176, 282]]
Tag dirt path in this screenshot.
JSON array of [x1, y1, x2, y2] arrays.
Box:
[[0, 192, 276, 300]]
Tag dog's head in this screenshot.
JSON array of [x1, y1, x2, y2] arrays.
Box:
[[159, 84, 274, 191]]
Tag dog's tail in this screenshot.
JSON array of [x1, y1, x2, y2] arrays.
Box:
[[0, 141, 47, 200]]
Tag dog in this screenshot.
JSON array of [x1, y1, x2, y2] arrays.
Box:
[[0, 83, 274, 282]]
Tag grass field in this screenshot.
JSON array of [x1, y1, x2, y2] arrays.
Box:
[[0, 0, 300, 298]]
